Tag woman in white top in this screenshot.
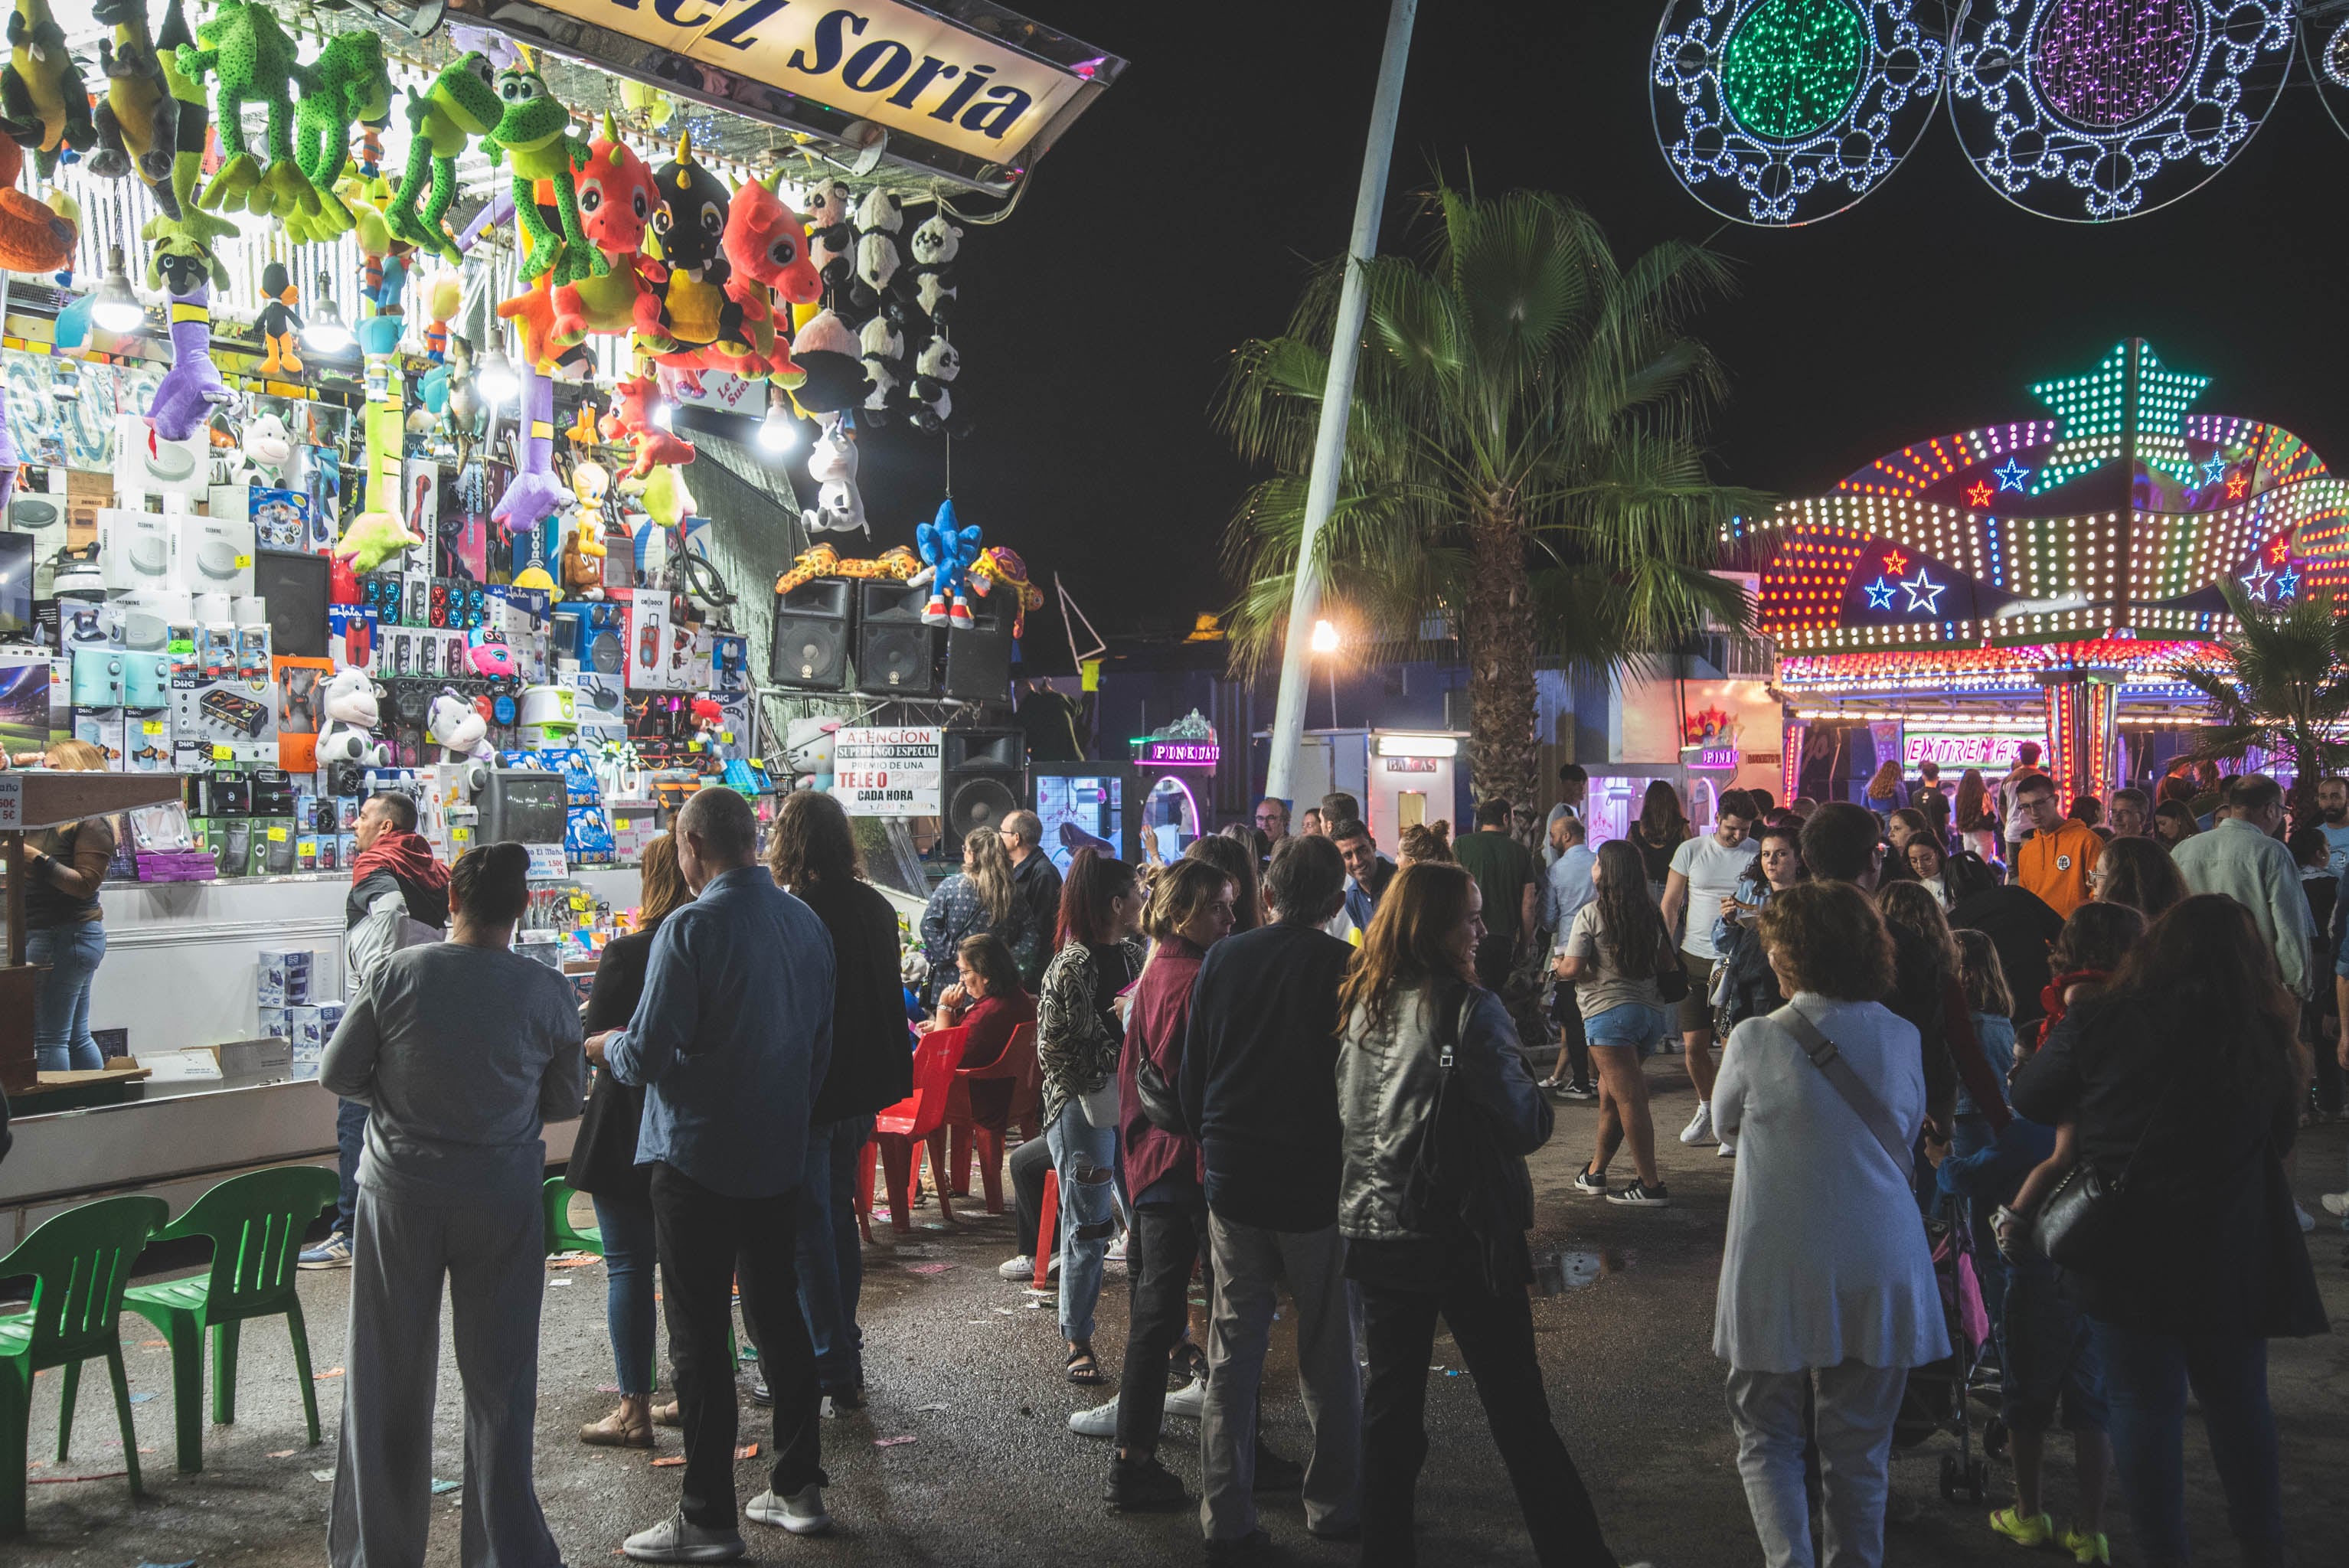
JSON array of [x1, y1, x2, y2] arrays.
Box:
[[1714, 881, 1949, 1568]]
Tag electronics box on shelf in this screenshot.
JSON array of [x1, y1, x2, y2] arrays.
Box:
[[172, 509, 257, 598], [211, 485, 314, 551], [171, 656, 278, 769], [97, 508, 174, 595]]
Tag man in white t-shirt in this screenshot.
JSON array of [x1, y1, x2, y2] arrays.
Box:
[[1998, 743, 2047, 854], [1658, 789, 1760, 1153]]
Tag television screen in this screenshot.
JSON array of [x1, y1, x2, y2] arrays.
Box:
[[1034, 771, 1123, 874], [0, 530, 31, 638]]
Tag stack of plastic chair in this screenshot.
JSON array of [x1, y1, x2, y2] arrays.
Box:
[[542, 1176, 605, 1257], [0, 1194, 168, 1534], [939, 1021, 1041, 1213], [858, 1028, 962, 1236], [123, 1166, 338, 1475]]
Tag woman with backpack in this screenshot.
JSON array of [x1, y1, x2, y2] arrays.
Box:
[[2005, 897, 2325, 1568], [1555, 839, 1678, 1207], [1337, 861, 1651, 1568]]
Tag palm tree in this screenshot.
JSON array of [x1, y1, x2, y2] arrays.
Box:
[[2174, 583, 2349, 815], [1216, 181, 1766, 809]]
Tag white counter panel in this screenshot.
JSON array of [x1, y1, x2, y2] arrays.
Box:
[[91, 875, 352, 1052]]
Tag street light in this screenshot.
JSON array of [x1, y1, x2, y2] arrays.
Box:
[[1311, 618, 1340, 727]]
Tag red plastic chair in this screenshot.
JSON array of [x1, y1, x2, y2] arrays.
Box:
[[936, 1021, 1041, 1213], [858, 1028, 962, 1236]]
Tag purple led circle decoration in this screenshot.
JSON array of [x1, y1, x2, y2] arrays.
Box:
[[2033, 0, 2197, 126], [1948, 0, 2294, 221]]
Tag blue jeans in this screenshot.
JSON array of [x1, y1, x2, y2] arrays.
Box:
[[335, 1098, 369, 1235], [2090, 1320, 2284, 1566], [27, 923, 106, 1072], [593, 1194, 659, 1398], [1045, 1099, 1119, 1344], [795, 1113, 874, 1394]]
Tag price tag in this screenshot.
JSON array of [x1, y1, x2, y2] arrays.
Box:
[[0, 774, 21, 830], [267, 826, 289, 841], [526, 843, 568, 878], [142, 719, 165, 736], [211, 744, 233, 760], [235, 554, 252, 569]]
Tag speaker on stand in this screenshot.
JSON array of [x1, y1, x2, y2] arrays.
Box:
[[941, 728, 1024, 855], [854, 580, 938, 697], [770, 579, 852, 689], [943, 607, 1016, 704]]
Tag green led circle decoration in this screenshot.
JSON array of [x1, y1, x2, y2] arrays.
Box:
[[1723, 0, 1867, 139]]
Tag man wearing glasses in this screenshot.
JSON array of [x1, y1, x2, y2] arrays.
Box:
[[1253, 799, 1290, 851], [2013, 774, 2102, 919]]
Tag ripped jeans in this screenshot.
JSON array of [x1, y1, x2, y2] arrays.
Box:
[[1044, 1098, 1120, 1344]]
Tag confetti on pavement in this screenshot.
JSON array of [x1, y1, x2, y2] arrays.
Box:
[[874, 1436, 916, 1448]]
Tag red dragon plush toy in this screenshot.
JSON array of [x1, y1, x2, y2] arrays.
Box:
[[500, 114, 659, 369], [598, 374, 695, 479]]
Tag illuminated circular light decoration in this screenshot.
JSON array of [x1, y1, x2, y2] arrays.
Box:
[[1652, 0, 1945, 225], [1948, 0, 2295, 222], [2303, 14, 2349, 142]]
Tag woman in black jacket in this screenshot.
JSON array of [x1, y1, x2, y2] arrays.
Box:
[[769, 789, 914, 1408], [570, 833, 691, 1448], [2008, 896, 2326, 1568]]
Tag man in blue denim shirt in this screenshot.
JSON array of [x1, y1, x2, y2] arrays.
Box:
[[591, 787, 838, 1560]]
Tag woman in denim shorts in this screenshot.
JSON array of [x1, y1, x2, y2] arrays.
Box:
[[1555, 840, 1674, 1207]]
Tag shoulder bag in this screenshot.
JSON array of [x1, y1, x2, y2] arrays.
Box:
[[1779, 1006, 1915, 1178], [1401, 985, 1533, 1291], [1653, 929, 1691, 1004], [2029, 1070, 2188, 1270]]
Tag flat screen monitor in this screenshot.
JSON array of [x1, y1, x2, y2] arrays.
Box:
[[0, 530, 31, 638], [1031, 767, 1126, 874]]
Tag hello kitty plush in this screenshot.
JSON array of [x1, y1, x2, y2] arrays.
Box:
[[316, 666, 390, 766]]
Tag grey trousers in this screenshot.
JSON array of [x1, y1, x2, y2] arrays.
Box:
[[1199, 1214, 1361, 1543], [1726, 1360, 1908, 1568], [329, 1182, 559, 1568]]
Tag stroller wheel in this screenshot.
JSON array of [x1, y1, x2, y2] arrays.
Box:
[[1983, 1416, 2009, 1459], [1938, 1454, 1962, 1504], [1965, 1458, 1991, 1504]]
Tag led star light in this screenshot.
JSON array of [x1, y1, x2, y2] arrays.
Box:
[[1994, 458, 2030, 491], [2201, 455, 2231, 484], [2028, 341, 2209, 494], [2278, 567, 2302, 599], [2240, 564, 2275, 601], [1901, 570, 1946, 612], [1882, 549, 1910, 574], [1967, 480, 1995, 508], [1652, 0, 1946, 226], [1865, 577, 1898, 609], [1949, 0, 2295, 223]]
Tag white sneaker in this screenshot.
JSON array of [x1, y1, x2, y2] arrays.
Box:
[[2320, 1191, 2349, 1218], [2295, 1201, 2317, 1235], [745, 1485, 830, 1537], [1717, 1134, 1736, 1158], [1070, 1394, 1142, 1438], [1164, 1376, 1207, 1419], [998, 1255, 1034, 1280], [622, 1511, 747, 1563], [1680, 1102, 1714, 1145], [1106, 1233, 1128, 1263]]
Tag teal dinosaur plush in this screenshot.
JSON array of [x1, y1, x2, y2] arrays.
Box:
[[178, 0, 312, 218], [285, 30, 390, 242], [486, 59, 606, 288], [387, 51, 499, 264]]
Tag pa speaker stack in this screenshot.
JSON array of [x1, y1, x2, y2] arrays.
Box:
[[770, 579, 852, 689], [943, 607, 1015, 703], [854, 581, 937, 697], [767, 577, 1016, 703], [942, 728, 1024, 852]]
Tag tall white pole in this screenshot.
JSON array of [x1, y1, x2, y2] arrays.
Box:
[[1262, 0, 1416, 805]]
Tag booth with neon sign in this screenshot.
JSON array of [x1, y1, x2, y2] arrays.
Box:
[[1733, 339, 2349, 802]]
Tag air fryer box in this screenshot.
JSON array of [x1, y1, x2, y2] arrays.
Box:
[[125, 712, 173, 771], [173, 510, 256, 598], [71, 707, 127, 769], [98, 508, 175, 595], [211, 485, 312, 551]]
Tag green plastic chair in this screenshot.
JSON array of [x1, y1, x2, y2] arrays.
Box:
[[0, 1194, 168, 1536], [123, 1166, 338, 1475], [542, 1176, 603, 1256]]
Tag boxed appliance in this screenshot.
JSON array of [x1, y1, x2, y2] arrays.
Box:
[[626, 587, 674, 691], [97, 508, 174, 594], [211, 485, 313, 551], [257, 947, 313, 1007], [71, 707, 126, 768], [171, 658, 277, 769], [172, 509, 257, 598], [124, 712, 172, 771]]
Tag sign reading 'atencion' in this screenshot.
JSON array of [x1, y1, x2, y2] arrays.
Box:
[[831, 725, 943, 815]]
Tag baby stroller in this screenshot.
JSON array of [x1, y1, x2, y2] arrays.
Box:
[[1892, 1191, 1996, 1504]]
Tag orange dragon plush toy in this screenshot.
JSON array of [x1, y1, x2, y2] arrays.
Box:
[[0, 122, 75, 271]]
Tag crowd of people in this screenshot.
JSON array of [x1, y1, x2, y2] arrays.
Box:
[[273, 735, 2340, 1568]]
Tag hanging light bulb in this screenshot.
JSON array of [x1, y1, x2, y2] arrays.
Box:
[[759, 399, 799, 453], [477, 338, 521, 407], [302, 271, 354, 354], [651, 400, 675, 431], [1310, 619, 1341, 655], [90, 247, 145, 335]]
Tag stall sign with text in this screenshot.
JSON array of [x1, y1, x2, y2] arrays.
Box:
[[832, 725, 943, 815], [1904, 731, 2044, 770]]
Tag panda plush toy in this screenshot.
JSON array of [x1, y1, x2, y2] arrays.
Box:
[[909, 335, 960, 433], [908, 214, 961, 328]]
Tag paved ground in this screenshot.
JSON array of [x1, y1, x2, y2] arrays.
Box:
[[11, 1063, 2347, 1566]]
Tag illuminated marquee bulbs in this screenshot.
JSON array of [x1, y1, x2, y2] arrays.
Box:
[[1721, 0, 1866, 137]]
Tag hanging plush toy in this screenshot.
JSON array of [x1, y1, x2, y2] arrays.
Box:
[[488, 54, 603, 287], [142, 0, 230, 245], [0, 123, 73, 272], [145, 243, 235, 440], [2, 0, 96, 178], [420, 270, 459, 363], [909, 334, 959, 433], [909, 212, 961, 325], [909, 498, 982, 629], [858, 312, 907, 426], [178, 0, 312, 217], [426, 687, 495, 763], [970, 546, 1044, 638], [317, 667, 392, 766], [545, 114, 658, 346], [599, 374, 695, 479], [631, 462, 694, 530], [650, 172, 819, 382], [492, 361, 574, 537], [804, 180, 854, 287], [286, 30, 392, 240], [787, 309, 871, 413], [570, 457, 609, 511], [849, 188, 903, 316], [799, 414, 866, 536], [254, 261, 303, 376], [87, 0, 179, 212], [387, 53, 499, 263], [559, 525, 606, 599], [636, 133, 747, 355]]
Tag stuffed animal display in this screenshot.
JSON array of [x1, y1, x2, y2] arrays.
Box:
[[970, 545, 1044, 637], [800, 415, 867, 536], [488, 55, 603, 287], [254, 260, 302, 375], [492, 362, 573, 536], [599, 375, 694, 479], [87, 0, 179, 212], [0, 121, 74, 271], [559, 524, 606, 599], [179, 0, 312, 217], [787, 178, 971, 436], [909, 498, 983, 629], [389, 52, 499, 262], [2, 0, 96, 176], [773, 541, 920, 596], [145, 266, 235, 441], [426, 687, 495, 762], [316, 666, 390, 766]]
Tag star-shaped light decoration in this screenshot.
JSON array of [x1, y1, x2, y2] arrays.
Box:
[[2240, 564, 2275, 601], [2270, 537, 2291, 564], [1864, 577, 1897, 610], [1900, 570, 1946, 614], [2028, 342, 2210, 492], [2277, 568, 2302, 599], [2202, 456, 2232, 484], [1993, 459, 2030, 492], [1965, 480, 1995, 508], [1881, 549, 1910, 576], [2225, 471, 2249, 499]]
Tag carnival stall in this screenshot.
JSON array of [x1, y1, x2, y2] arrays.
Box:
[[1734, 338, 2349, 803], [0, 0, 1120, 1232]]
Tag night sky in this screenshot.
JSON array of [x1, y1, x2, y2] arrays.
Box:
[[876, 1, 2349, 662]]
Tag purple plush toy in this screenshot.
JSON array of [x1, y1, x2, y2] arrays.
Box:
[[148, 286, 236, 441], [491, 363, 570, 537]]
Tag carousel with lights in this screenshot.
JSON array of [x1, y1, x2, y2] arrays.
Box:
[[1733, 339, 2349, 803]]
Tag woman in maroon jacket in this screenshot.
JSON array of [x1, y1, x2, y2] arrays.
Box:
[[1104, 858, 1239, 1511], [929, 933, 1036, 1134]]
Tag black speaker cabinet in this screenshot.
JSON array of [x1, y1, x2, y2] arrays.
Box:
[[769, 579, 852, 689], [854, 580, 937, 697], [253, 548, 330, 658], [942, 607, 1014, 704], [942, 728, 1024, 850]]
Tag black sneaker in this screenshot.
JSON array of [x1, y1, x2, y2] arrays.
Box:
[[1251, 1444, 1303, 1492], [1573, 1164, 1609, 1197], [1606, 1180, 1671, 1208], [1105, 1454, 1191, 1511], [1557, 1081, 1599, 1102]]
